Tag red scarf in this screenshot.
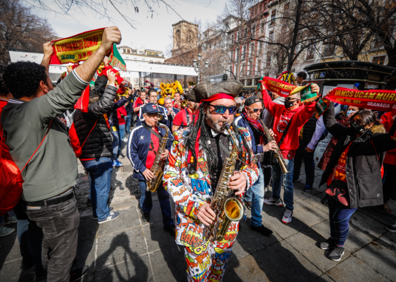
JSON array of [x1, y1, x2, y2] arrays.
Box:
[[242, 111, 265, 144]]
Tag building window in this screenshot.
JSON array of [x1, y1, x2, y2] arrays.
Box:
[[261, 22, 265, 34], [123, 49, 126, 53], [373, 37, 383, 49], [242, 45, 247, 59], [250, 43, 255, 57], [244, 28, 247, 38], [236, 47, 240, 60], [372, 55, 386, 65], [323, 44, 335, 57], [271, 10, 276, 25], [241, 62, 246, 76], [231, 34, 234, 44], [266, 51, 272, 67], [306, 44, 315, 60], [259, 42, 263, 54], [257, 59, 262, 73], [237, 31, 241, 41], [269, 31, 274, 42], [252, 25, 256, 37]]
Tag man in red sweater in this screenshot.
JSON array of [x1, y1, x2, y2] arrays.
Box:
[[262, 83, 319, 224]]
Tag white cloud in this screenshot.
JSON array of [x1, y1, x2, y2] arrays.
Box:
[[31, 0, 226, 57]]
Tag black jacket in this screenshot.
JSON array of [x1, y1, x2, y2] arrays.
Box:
[[320, 102, 396, 208], [302, 114, 317, 144], [108, 97, 128, 128], [74, 85, 117, 159]]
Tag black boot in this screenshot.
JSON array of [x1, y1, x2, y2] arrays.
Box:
[[250, 225, 273, 236]]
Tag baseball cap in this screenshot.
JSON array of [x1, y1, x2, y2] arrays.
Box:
[[143, 103, 160, 114], [245, 96, 261, 106]]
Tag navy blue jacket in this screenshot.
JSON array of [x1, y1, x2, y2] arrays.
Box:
[[235, 115, 264, 168], [127, 122, 173, 181], [136, 104, 170, 128], [125, 96, 134, 114]]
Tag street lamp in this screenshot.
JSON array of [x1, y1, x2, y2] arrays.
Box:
[[193, 54, 209, 84]]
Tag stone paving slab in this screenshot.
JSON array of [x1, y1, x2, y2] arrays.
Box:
[[326, 256, 391, 282], [285, 228, 350, 272], [94, 254, 154, 282], [354, 241, 396, 281], [96, 226, 147, 270]]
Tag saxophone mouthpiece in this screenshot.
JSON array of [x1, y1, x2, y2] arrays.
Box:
[[224, 123, 231, 130]]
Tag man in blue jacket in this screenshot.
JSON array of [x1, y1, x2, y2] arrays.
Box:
[[235, 96, 277, 237], [137, 88, 169, 128], [127, 103, 175, 236]]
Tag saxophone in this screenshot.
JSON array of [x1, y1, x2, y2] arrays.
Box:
[[203, 123, 244, 242], [258, 119, 289, 174], [146, 123, 170, 192]]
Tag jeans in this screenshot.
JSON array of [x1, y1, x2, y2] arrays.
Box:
[[111, 129, 120, 160], [383, 163, 396, 203], [26, 196, 80, 282], [293, 139, 315, 188], [119, 124, 126, 141], [271, 158, 295, 211], [138, 180, 174, 227], [125, 114, 132, 134], [328, 196, 357, 247], [81, 157, 113, 221], [246, 169, 265, 227], [17, 219, 44, 274]]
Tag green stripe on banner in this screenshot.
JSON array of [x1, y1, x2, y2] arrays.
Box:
[[109, 44, 127, 71]]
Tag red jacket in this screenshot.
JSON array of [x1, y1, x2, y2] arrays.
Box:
[[380, 111, 396, 165], [261, 89, 316, 159], [117, 105, 127, 125], [0, 99, 11, 159]]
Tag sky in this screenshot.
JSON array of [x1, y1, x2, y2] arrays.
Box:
[[28, 0, 228, 58]]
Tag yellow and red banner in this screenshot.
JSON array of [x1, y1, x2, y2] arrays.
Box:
[[261, 77, 296, 97], [50, 28, 105, 65], [326, 87, 396, 112]]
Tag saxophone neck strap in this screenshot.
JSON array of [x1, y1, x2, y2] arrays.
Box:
[[278, 114, 295, 147], [142, 124, 162, 141]]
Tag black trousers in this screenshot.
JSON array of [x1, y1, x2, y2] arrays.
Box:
[[26, 196, 80, 282], [383, 163, 396, 203]]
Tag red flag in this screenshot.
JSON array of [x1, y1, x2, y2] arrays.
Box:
[[74, 86, 90, 113]]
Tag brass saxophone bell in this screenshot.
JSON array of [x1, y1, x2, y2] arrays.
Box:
[[158, 114, 163, 121]]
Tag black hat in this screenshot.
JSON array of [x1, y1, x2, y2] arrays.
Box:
[[188, 81, 243, 103], [245, 96, 262, 106], [143, 103, 160, 114]]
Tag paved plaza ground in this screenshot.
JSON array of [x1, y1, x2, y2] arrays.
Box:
[[1, 142, 396, 282]]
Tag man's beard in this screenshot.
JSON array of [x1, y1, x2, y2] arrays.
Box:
[[205, 108, 232, 133]]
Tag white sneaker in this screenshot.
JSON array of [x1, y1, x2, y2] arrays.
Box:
[[282, 209, 293, 224], [264, 197, 283, 206], [0, 225, 15, 237], [98, 211, 120, 224]]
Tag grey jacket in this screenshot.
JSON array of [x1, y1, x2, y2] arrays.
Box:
[[1, 70, 89, 202]]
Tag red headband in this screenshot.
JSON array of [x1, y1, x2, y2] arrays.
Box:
[[201, 93, 235, 103]]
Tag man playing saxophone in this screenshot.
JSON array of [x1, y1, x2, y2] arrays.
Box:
[[235, 96, 278, 237], [163, 81, 259, 282], [127, 103, 175, 236]]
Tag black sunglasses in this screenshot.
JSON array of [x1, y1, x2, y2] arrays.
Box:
[[249, 108, 263, 113], [208, 103, 237, 114]]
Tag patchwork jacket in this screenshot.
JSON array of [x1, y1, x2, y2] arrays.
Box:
[[163, 126, 259, 248]]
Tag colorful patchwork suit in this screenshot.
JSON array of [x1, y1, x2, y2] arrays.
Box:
[[163, 126, 258, 281]]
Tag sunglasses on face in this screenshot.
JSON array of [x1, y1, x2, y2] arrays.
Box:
[[208, 104, 237, 115], [249, 107, 263, 113]]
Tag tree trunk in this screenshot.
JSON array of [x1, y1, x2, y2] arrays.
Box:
[[287, 0, 302, 72]]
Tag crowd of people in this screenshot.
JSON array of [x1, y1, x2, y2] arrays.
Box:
[[0, 26, 396, 282]]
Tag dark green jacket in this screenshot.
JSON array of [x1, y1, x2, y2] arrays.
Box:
[[1, 70, 89, 201]]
